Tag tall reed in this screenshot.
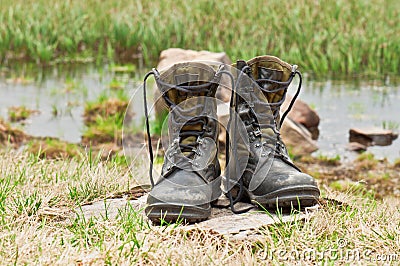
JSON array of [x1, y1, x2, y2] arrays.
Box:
[[1, 0, 399, 74]]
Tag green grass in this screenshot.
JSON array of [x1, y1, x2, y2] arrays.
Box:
[[82, 90, 129, 145], [1, 0, 399, 74], [26, 137, 83, 159], [7, 105, 37, 122], [355, 152, 379, 170]]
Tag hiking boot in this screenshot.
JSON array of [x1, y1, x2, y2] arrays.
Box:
[[228, 56, 320, 210], [144, 62, 222, 223]]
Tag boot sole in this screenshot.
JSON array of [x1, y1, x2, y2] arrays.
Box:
[[247, 185, 320, 209], [145, 203, 211, 224]]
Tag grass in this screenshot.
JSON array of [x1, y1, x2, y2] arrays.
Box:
[[0, 150, 399, 264], [26, 137, 83, 159], [299, 154, 341, 166], [1, 0, 399, 75], [394, 158, 400, 168], [7, 105, 38, 122], [355, 152, 379, 171], [82, 90, 129, 145]]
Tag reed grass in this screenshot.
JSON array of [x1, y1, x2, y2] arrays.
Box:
[[1, 0, 399, 74]]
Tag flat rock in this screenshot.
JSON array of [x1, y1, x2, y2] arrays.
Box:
[[349, 128, 398, 146], [76, 194, 318, 239], [186, 208, 315, 240], [280, 117, 318, 155]]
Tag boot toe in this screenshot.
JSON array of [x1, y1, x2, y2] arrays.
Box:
[[251, 171, 320, 208], [146, 170, 220, 223]]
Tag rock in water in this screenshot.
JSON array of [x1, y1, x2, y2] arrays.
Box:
[[281, 95, 320, 140], [346, 142, 368, 152], [349, 128, 398, 146], [280, 117, 318, 155]]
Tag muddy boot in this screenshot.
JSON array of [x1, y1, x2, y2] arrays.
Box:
[[228, 56, 320, 210], [144, 62, 222, 223]]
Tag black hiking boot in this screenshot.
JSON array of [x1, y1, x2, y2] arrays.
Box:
[[143, 62, 223, 223], [227, 56, 320, 211]]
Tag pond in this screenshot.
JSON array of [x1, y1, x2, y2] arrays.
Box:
[[300, 75, 400, 162], [0, 64, 399, 161]]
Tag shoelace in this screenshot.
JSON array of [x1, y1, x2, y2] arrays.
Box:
[[253, 66, 303, 161], [143, 66, 234, 188], [226, 65, 303, 213]]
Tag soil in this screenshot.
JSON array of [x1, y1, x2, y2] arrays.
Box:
[[0, 119, 27, 146], [296, 156, 400, 199]]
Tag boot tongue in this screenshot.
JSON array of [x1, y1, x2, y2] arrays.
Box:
[[158, 62, 217, 104], [236, 56, 291, 137], [157, 62, 218, 158], [247, 55, 292, 103]]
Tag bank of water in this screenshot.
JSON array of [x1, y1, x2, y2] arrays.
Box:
[[0, 65, 399, 161]]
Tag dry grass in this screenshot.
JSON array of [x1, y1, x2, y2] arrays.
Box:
[[0, 150, 399, 265]]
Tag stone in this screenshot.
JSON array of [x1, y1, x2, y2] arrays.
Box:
[[0, 119, 27, 145], [349, 128, 398, 146], [156, 48, 232, 70], [77, 193, 318, 240], [280, 117, 318, 155], [186, 208, 313, 240], [346, 142, 367, 152], [281, 95, 320, 140]]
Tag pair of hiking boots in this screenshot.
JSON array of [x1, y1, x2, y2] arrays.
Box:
[[142, 55, 320, 223]]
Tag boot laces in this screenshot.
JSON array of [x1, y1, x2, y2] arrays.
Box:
[[244, 65, 303, 158], [226, 65, 303, 213], [143, 66, 234, 188]]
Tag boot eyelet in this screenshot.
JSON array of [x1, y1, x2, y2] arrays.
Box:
[[253, 129, 262, 136]]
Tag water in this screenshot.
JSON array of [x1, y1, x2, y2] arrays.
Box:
[[299, 75, 400, 161], [1, 65, 399, 161], [0, 64, 143, 143]]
